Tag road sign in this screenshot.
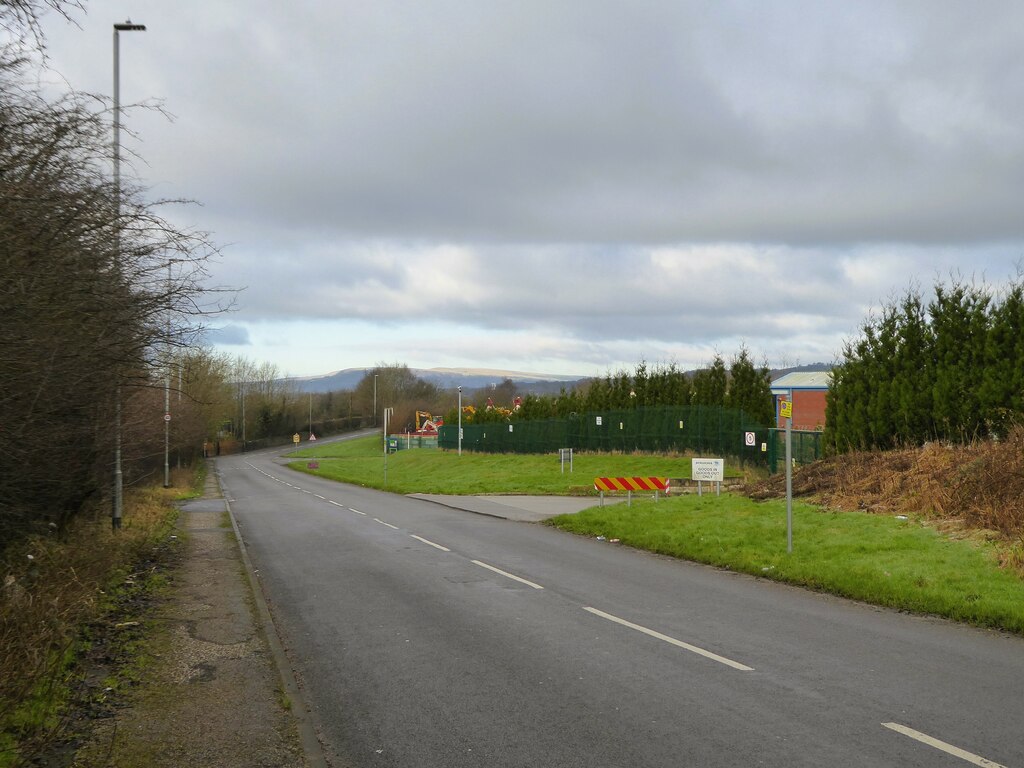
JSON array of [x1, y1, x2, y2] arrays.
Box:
[[292, 433, 300, 444], [691, 458, 724, 482], [309, 433, 317, 441], [780, 400, 793, 419], [163, 413, 171, 422], [744, 431, 756, 446]]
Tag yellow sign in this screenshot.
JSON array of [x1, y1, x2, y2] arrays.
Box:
[[292, 433, 301, 444], [780, 400, 793, 420]]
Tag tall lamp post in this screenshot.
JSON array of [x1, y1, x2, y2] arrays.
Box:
[[457, 386, 462, 456], [112, 20, 146, 529]]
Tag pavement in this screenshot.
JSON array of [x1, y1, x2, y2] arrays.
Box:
[[71, 466, 599, 767], [73, 467, 313, 768]]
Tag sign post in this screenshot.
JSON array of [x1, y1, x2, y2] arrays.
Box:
[[780, 399, 794, 552], [691, 458, 724, 496]]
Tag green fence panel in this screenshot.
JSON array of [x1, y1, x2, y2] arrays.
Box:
[[438, 405, 773, 465]]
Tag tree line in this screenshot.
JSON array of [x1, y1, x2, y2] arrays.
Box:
[[449, 348, 776, 428], [825, 275, 1024, 451], [1, 0, 224, 546]]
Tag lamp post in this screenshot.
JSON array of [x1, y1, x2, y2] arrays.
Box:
[[163, 262, 170, 488], [112, 20, 146, 529], [457, 386, 462, 456], [373, 374, 378, 425]]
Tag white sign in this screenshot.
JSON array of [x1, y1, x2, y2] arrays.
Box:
[[692, 458, 724, 482], [595, 416, 603, 426], [744, 431, 756, 446]]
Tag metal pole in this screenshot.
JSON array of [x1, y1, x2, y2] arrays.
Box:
[[309, 391, 312, 437], [111, 20, 145, 529], [373, 374, 378, 425], [163, 262, 170, 488], [457, 386, 462, 456], [786, 413, 793, 553]]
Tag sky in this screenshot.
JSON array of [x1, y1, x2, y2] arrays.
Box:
[[32, 1, 1024, 378]]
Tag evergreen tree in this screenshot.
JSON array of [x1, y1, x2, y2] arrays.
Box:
[[725, 346, 773, 425], [980, 279, 1024, 435], [929, 281, 989, 441]]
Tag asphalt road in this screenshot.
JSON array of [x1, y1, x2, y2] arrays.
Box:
[[217, 442, 1023, 768]]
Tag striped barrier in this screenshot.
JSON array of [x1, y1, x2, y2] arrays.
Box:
[[594, 477, 669, 492], [594, 476, 670, 507]]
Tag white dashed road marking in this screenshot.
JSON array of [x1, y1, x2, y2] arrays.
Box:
[[471, 560, 544, 590], [582, 606, 753, 672], [881, 723, 1006, 767]]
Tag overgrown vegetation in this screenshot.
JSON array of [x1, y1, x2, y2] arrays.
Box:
[[0, 480, 185, 767], [826, 274, 1024, 451], [0, 0, 224, 548], [750, 426, 1024, 553]]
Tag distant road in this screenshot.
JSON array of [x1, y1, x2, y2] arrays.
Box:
[[218, 444, 1023, 767]]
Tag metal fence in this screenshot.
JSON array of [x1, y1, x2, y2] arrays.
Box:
[[438, 405, 777, 467], [767, 428, 825, 474], [436, 406, 825, 473]]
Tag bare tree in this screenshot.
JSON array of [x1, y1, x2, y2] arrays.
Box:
[[0, 1, 228, 545]]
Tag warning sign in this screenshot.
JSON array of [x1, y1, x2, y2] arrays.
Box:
[[780, 400, 793, 420]]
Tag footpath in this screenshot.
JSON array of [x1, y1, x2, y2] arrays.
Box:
[[73, 466, 318, 768]]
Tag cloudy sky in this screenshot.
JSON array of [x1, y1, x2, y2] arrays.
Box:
[[35, 1, 1024, 377]]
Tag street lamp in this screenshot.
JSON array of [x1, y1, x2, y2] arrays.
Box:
[[457, 386, 462, 456], [112, 19, 146, 529], [373, 374, 378, 425]]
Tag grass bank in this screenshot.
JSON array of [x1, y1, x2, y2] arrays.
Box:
[[547, 494, 1024, 634], [288, 434, 742, 494], [0, 465, 203, 767]]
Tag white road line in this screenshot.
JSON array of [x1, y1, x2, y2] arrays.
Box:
[[349, 507, 366, 516], [314, 494, 326, 500], [328, 500, 344, 507], [882, 723, 1006, 767], [410, 535, 450, 552], [471, 560, 544, 590], [374, 518, 400, 530], [582, 607, 754, 672]]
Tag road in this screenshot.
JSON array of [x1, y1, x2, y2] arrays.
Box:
[[217, 441, 1023, 767]]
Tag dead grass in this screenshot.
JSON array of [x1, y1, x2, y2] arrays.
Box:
[[0, 476, 189, 766], [748, 425, 1024, 574]]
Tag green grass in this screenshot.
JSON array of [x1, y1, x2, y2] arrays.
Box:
[[287, 435, 740, 495], [547, 495, 1024, 634], [284, 436, 1024, 633]]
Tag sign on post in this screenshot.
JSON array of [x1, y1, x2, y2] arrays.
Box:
[[780, 400, 793, 419], [691, 458, 724, 496], [292, 433, 300, 444]]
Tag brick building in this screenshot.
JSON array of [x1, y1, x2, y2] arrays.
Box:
[[770, 371, 831, 431]]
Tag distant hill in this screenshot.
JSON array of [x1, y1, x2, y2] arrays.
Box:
[[286, 362, 833, 394], [286, 367, 590, 394]]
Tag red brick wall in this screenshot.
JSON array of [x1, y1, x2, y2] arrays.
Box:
[[777, 390, 828, 431]]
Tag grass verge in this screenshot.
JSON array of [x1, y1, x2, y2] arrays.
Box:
[[0, 466, 197, 767], [288, 434, 745, 494], [547, 493, 1024, 634]]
